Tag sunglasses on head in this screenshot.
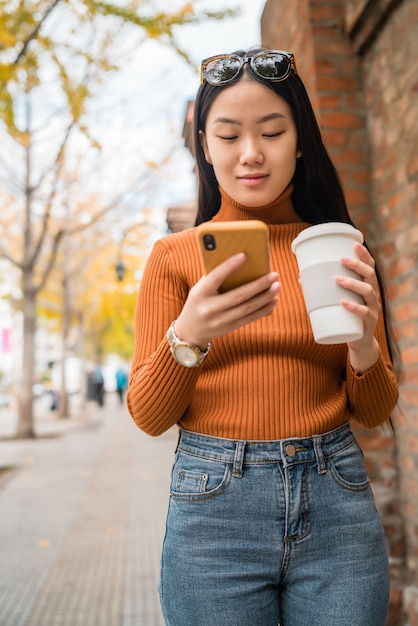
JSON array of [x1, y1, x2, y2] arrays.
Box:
[[200, 50, 297, 86]]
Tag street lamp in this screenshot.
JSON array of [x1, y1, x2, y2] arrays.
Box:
[[115, 260, 126, 281]]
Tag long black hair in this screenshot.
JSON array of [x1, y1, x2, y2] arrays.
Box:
[[193, 47, 401, 380]]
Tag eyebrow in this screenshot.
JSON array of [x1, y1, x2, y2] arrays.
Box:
[[212, 112, 287, 125]]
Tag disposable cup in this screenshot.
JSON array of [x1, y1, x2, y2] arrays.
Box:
[[291, 222, 364, 344]]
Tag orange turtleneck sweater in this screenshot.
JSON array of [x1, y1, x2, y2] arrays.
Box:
[[127, 185, 398, 439]]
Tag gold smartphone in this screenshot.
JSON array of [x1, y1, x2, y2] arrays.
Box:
[[196, 220, 271, 292]]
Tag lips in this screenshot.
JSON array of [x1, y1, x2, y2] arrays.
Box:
[[239, 173, 268, 186]]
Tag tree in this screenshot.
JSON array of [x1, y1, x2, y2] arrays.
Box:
[[37, 195, 154, 417], [0, 0, 236, 437]]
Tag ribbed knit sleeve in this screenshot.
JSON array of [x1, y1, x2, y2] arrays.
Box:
[[345, 309, 399, 427], [126, 233, 202, 436]]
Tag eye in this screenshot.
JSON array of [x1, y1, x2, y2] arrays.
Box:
[[262, 131, 284, 138], [217, 135, 237, 141]]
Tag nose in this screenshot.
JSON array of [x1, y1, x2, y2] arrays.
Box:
[[239, 136, 264, 166]]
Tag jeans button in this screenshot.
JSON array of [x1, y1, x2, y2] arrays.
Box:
[[286, 444, 296, 457]]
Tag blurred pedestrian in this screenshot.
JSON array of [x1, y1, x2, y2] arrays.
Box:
[[115, 367, 128, 405], [93, 364, 104, 407]]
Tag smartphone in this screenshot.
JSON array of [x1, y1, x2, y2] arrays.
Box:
[[196, 220, 271, 292]]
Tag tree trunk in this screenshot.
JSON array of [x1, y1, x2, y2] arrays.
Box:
[[78, 310, 87, 411], [16, 269, 36, 438], [58, 273, 70, 419], [58, 337, 69, 418]]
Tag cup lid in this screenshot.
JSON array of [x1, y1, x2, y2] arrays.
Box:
[[291, 222, 364, 252]]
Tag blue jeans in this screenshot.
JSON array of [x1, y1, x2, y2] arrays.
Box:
[[159, 423, 389, 626]]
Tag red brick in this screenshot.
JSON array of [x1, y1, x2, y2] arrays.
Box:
[[407, 597, 418, 626], [316, 75, 358, 92], [332, 150, 367, 165], [401, 347, 418, 366], [410, 224, 418, 245], [393, 297, 418, 326], [322, 130, 348, 148], [403, 367, 418, 385], [387, 279, 414, 299], [401, 391, 418, 412], [315, 58, 338, 74], [380, 242, 396, 257], [383, 211, 410, 235], [320, 112, 364, 129], [401, 456, 414, 473], [344, 188, 370, 205], [399, 323, 418, 341], [408, 152, 418, 178], [356, 432, 394, 450], [389, 255, 415, 279], [353, 170, 370, 184], [406, 432, 418, 452], [319, 95, 344, 109], [388, 586, 404, 626]]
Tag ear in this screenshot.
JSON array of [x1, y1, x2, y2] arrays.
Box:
[[296, 142, 302, 159], [199, 130, 212, 164]]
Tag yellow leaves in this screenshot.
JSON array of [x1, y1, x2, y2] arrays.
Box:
[[0, 4, 35, 50], [0, 1, 234, 132], [180, 3, 193, 16], [51, 53, 91, 122], [0, 27, 17, 48], [78, 125, 102, 151]]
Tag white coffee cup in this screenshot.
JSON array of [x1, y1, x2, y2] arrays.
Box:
[[291, 222, 365, 344]]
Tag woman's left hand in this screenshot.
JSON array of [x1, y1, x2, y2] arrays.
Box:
[[336, 243, 381, 373]]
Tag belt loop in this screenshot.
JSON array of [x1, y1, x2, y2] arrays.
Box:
[[174, 429, 182, 454], [312, 435, 327, 475], [233, 440, 246, 478]]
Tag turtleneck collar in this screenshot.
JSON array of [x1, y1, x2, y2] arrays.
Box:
[[211, 183, 302, 225]]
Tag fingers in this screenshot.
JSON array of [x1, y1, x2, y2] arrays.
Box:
[[220, 278, 280, 323], [202, 252, 247, 293], [175, 254, 280, 347], [341, 244, 377, 282], [336, 243, 380, 342], [201, 251, 280, 310], [198, 273, 280, 335], [338, 243, 379, 304], [202, 252, 276, 295]]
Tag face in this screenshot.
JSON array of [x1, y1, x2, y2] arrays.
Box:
[[199, 78, 301, 208]]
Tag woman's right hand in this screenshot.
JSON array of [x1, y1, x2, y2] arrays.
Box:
[[173, 253, 280, 349]]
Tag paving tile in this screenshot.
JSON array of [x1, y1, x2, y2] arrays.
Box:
[[0, 395, 176, 626]]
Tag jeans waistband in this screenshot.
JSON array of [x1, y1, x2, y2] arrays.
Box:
[[177, 422, 355, 477]]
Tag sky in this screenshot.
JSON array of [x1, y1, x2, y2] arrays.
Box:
[[88, 0, 268, 228]]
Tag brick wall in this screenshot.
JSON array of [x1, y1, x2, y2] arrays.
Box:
[[262, 0, 418, 623], [360, 2, 418, 622]]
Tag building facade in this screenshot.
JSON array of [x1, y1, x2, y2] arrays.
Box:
[[261, 0, 417, 623]]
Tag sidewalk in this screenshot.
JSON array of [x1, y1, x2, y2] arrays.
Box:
[[0, 393, 177, 626]]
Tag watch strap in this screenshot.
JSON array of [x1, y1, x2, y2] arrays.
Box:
[[166, 322, 210, 367]]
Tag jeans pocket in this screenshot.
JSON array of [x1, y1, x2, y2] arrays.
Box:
[[328, 440, 370, 492], [170, 451, 231, 502]]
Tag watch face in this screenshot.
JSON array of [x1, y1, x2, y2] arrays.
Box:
[[174, 344, 199, 367]]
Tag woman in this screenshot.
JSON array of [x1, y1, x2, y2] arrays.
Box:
[[127, 48, 399, 626]]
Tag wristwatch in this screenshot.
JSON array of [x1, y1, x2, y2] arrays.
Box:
[[166, 322, 210, 368]]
